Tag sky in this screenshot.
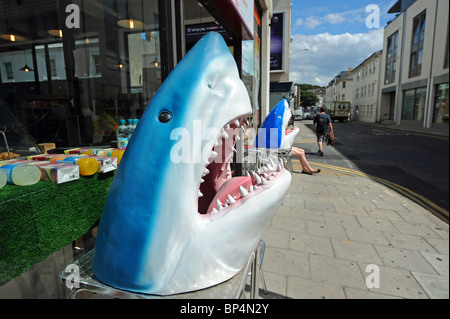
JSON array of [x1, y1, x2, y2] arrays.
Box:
[[289, 0, 398, 86]]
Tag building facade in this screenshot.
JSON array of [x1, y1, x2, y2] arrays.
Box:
[[353, 50, 383, 123], [379, 0, 449, 131], [325, 69, 354, 111], [269, 0, 294, 114], [0, 0, 274, 148]]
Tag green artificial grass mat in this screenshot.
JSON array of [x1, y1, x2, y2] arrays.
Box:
[[0, 172, 114, 284]]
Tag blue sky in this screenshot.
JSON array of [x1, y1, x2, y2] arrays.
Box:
[[289, 0, 398, 86]]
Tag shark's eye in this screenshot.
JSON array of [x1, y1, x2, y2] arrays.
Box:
[[159, 111, 172, 123]]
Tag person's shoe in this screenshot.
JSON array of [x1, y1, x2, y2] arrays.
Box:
[[319, 151, 324, 157], [301, 171, 313, 175], [313, 169, 321, 174]]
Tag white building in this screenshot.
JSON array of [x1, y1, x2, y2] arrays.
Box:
[[379, 0, 449, 131], [352, 50, 383, 123], [325, 69, 354, 109]]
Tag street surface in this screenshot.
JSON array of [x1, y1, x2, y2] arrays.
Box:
[[297, 120, 449, 223]]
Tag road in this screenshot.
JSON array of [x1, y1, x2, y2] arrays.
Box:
[[297, 120, 449, 223]]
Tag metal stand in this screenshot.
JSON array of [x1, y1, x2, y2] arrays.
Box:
[[60, 240, 267, 299], [0, 127, 11, 160]]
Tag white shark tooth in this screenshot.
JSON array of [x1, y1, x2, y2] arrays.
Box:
[[271, 172, 277, 177], [253, 185, 259, 190], [269, 158, 276, 168], [200, 178, 205, 183], [246, 172, 251, 177], [211, 208, 218, 215], [217, 138, 223, 145], [198, 191, 204, 198], [210, 151, 218, 158], [227, 194, 235, 204], [277, 164, 282, 172], [202, 168, 210, 177], [225, 124, 230, 129], [260, 176, 268, 185], [240, 125, 246, 132], [254, 173, 262, 185], [234, 119, 240, 126], [222, 131, 229, 139], [263, 173, 269, 179], [244, 119, 249, 125], [239, 185, 248, 197], [234, 134, 241, 141], [231, 147, 236, 153], [248, 185, 254, 193], [216, 199, 224, 210]]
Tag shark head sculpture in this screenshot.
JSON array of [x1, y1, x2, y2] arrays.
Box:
[[92, 32, 291, 295], [255, 98, 299, 150]]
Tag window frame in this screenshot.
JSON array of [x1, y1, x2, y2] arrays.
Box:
[[409, 10, 426, 78]]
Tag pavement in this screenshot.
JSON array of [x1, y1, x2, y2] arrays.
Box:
[[257, 122, 449, 299]]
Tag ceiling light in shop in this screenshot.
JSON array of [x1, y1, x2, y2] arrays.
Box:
[[47, 29, 63, 38], [0, 33, 26, 42], [117, 17, 144, 29], [19, 64, 33, 72]]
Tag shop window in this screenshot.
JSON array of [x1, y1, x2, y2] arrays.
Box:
[[402, 87, 427, 121], [433, 83, 449, 124], [409, 11, 426, 78], [0, 0, 163, 147]]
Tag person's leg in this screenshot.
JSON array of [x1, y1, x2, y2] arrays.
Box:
[[290, 147, 320, 174], [316, 133, 324, 156]]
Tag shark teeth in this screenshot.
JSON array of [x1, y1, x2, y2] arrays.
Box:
[[198, 116, 286, 216]]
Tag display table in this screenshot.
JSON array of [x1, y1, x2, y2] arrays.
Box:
[[60, 240, 267, 299], [0, 172, 114, 284]]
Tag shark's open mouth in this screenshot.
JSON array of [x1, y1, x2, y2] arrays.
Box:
[[92, 32, 292, 296], [198, 115, 285, 215]]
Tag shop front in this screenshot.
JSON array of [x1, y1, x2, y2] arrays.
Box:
[[0, 0, 273, 298], [0, 0, 267, 150]]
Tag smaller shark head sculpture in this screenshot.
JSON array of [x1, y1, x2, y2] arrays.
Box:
[[92, 32, 291, 295], [255, 98, 299, 150]]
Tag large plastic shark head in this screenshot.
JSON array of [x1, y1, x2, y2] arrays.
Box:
[[92, 32, 291, 295], [255, 98, 299, 150]]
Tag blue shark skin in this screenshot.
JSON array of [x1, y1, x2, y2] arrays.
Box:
[[92, 32, 292, 295], [255, 98, 299, 150]]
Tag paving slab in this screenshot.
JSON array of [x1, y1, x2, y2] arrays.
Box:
[[257, 123, 449, 299], [411, 272, 449, 299]]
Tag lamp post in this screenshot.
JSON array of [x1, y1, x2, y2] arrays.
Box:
[[289, 48, 309, 58], [289, 48, 309, 110]]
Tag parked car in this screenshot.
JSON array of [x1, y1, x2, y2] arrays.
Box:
[[304, 112, 314, 120], [293, 110, 303, 121]]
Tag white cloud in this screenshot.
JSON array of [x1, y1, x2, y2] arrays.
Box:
[[324, 13, 346, 24], [289, 29, 384, 86], [296, 16, 323, 29]]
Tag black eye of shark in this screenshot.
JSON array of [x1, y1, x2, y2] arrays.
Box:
[[159, 111, 172, 123]]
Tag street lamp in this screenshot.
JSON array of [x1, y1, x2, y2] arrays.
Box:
[[290, 48, 309, 58]]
